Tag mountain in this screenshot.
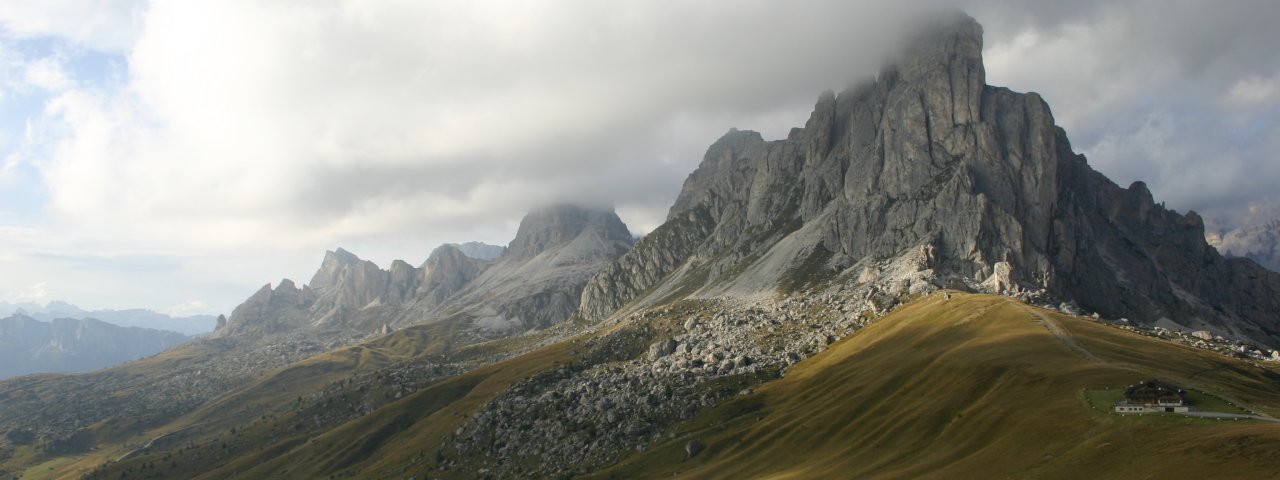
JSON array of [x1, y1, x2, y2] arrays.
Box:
[[0, 315, 188, 379], [447, 241, 505, 261], [1209, 218, 1280, 273], [217, 204, 632, 340], [6, 12, 1280, 480], [438, 204, 634, 334], [0, 301, 216, 336], [581, 12, 1280, 346]]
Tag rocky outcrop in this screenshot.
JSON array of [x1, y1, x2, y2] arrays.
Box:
[[447, 205, 634, 333], [218, 279, 318, 337], [579, 12, 1280, 346], [0, 315, 188, 379], [505, 205, 632, 260], [308, 248, 404, 326], [417, 244, 487, 306], [578, 207, 716, 321]]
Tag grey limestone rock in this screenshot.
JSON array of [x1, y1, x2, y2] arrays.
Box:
[[216, 205, 633, 343], [448, 204, 635, 332], [686, 439, 704, 458], [578, 12, 1280, 346], [217, 278, 317, 338]]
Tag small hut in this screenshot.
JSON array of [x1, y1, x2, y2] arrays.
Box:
[[1114, 380, 1190, 413]]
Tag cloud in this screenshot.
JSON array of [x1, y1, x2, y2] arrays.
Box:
[[0, 0, 144, 52], [25, 1, 931, 249], [1223, 75, 1280, 107], [4, 281, 46, 303], [22, 55, 73, 91], [166, 299, 208, 317]]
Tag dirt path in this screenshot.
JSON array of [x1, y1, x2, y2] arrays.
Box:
[[1183, 411, 1280, 422], [1023, 305, 1277, 420], [116, 422, 206, 462], [1025, 306, 1103, 363]]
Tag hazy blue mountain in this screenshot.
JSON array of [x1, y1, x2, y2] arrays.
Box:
[[0, 314, 189, 379], [0, 301, 216, 336]]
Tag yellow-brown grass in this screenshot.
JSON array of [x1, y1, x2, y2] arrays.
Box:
[[594, 293, 1280, 479]]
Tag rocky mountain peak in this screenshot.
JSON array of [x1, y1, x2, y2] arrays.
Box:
[[425, 243, 472, 269], [506, 205, 633, 260], [879, 11, 984, 126], [579, 12, 1280, 347], [217, 280, 317, 338], [416, 243, 487, 306], [276, 278, 300, 292], [309, 248, 377, 290]]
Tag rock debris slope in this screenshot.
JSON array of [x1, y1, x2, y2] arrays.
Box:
[[581, 12, 1280, 346]]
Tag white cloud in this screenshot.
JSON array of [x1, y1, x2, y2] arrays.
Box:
[[22, 56, 73, 91], [4, 281, 47, 303], [166, 299, 208, 317], [1223, 75, 1280, 107]]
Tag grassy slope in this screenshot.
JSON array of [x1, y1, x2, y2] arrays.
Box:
[[35, 317, 478, 479], [0, 339, 238, 478], [67, 316, 574, 479], [595, 293, 1280, 479], [33, 292, 1280, 479], [199, 338, 574, 479]]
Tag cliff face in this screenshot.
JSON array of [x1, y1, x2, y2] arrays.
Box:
[[580, 12, 1280, 345], [218, 279, 317, 337], [417, 244, 488, 306]]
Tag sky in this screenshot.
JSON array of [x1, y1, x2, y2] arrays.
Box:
[[0, 0, 1277, 317]]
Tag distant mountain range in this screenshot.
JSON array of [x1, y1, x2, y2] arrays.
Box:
[[0, 300, 216, 336], [0, 314, 188, 379]]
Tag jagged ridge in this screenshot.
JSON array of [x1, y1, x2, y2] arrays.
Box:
[[579, 12, 1280, 346]]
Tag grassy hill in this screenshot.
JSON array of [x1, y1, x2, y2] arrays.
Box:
[[593, 293, 1280, 479], [24, 292, 1280, 479]]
